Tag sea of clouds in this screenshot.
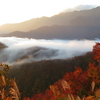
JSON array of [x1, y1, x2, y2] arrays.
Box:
[[0, 37, 99, 65]]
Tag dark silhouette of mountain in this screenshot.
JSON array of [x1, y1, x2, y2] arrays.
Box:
[[4, 25, 100, 39], [1, 7, 100, 39], [0, 6, 100, 34], [0, 42, 7, 49]]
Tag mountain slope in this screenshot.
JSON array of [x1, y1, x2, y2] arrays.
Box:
[[8, 52, 92, 97], [4, 25, 100, 39], [0, 7, 100, 33]]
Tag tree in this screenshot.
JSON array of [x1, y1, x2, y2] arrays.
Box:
[[0, 63, 20, 100], [92, 42, 100, 64]]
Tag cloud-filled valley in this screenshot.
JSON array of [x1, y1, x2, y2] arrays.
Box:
[[0, 37, 99, 65]]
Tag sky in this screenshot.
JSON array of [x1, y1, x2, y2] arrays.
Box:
[[0, 0, 100, 26]]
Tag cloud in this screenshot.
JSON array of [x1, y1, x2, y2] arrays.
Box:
[[63, 5, 97, 12], [74, 5, 96, 10], [0, 37, 98, 65]]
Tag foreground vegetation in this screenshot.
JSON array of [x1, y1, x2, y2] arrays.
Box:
[[0, 42, 100, 100], [8, 52, 91, 98], [22, 42, 100, 100], [0, 64, 20, 100]]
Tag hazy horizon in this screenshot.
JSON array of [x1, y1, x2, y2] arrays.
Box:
[[0, 5, 97, 26], [0, 0, 99, 26]]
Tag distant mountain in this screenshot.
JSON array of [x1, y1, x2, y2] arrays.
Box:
[[1, 6, 100, 39], [4, 25, 100, 39], [0, 6, 100, 33]]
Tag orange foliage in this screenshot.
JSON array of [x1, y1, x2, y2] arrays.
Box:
[[92, 42, 100, 62], [50, 85, 60, 96], [24, 63, 100, 99], [23, 42, 100, 100], [73, 67, 82, 77], [63, 67, 89, 95], [5, 97, 12, 100], [87, 62, 100, 82], [23, 97, 30, 100]]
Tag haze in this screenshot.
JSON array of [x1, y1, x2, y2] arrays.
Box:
[[0, 0, 99, 26], [0, 37, 99, 65]]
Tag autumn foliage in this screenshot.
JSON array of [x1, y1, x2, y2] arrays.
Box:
[[22, 42, 100, 100], [0, 64, 20, 100], [92, 42, 100, 62], [0, 42, 100, 100]]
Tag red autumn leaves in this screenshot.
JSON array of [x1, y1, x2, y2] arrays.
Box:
[[23, 42, 100, 100]]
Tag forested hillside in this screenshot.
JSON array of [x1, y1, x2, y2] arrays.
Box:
[[8, 52, 92, 98], [0, 42, 100, 100], [21, 42, 100, 100]]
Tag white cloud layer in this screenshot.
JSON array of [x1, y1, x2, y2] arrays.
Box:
[[0, 37, 99, 65]]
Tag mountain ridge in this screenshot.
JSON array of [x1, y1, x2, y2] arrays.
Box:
[[3, 25, 100, 39], [1, 6, 100, 39], [0, 6, 100, 33]]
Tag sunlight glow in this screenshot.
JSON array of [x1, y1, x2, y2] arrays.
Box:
[[0, 0, 99, 26]]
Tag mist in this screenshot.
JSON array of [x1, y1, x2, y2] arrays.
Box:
[[63, 5, 97, 12], [0, 37, 99, 65]]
